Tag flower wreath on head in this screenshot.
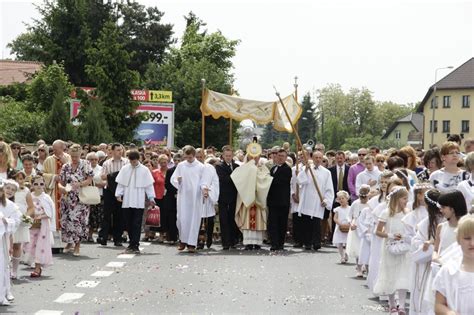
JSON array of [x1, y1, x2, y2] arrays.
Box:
[[413, 182, 433, 191], [386, 186, 407, 201], [424, 190, 439, 207]]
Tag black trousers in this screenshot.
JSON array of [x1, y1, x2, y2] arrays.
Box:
[[268, 206, 289, 248], [123, 207, 144, 250], [199, 216, 215, 246], [218, 202, 238, 247], [292, 213, 303, 245], [301, 214, 322, 248], [99, 188, 123, 242]]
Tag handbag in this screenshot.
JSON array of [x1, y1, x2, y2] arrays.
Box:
[[79, 185, 101, 205], [412, 243, 434, 264], [145, 206, 161, 228], [339, 224, 350, 233], [31, 219, 42, 229], [386, 239, 410, 255]]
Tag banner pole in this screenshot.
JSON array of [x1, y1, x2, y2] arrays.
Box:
[[273, 86, 323, 200], [201, 79, 206, 149]]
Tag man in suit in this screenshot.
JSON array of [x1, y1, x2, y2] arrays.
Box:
[[328, 150, 350, 243], [215, 145, 240, 250], [267, 149, 292, 251]]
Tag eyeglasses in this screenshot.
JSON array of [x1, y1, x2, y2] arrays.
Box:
[[38, 149, 45, 152], [446, 151, 460, 156], [33, 182, 45, 186], [358, 153, 367, 156]]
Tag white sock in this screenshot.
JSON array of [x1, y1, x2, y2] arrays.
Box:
[[11, 256, 20, 276], [398, 289, 407, 308]]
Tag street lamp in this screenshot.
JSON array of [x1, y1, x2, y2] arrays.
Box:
[[430, 66, 454, 147]]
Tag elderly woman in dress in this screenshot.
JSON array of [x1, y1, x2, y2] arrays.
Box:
[[58, 144, 93, 256]]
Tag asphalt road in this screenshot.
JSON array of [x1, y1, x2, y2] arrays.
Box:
[[4, 240, 387, 314]]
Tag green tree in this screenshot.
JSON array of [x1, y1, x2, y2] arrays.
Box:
[[298, 93, 317, 143], [75, 93, 112, 144], [8, 0, 174, 86], [85, 20, 141, 143], [0, 97, 46, 142], [143, 13, 239, 148], [42, 90, 74, 142], [118, 2, 174, 77], [27, 62, 73, 111]]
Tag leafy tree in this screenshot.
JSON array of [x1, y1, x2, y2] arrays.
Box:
[[143, 13, 239, 148], [118, 2, 174, 77], [85, 20, 141, 143], [8, 0, 114, 86], [0, 97, 46, 142], [8, 0, 174, 85], [0, 83, 28, 102], [298, 93, 317, 143], [75, 92, 112, 144], [42, 90, 74, 143], [27, 62, 73, 111]]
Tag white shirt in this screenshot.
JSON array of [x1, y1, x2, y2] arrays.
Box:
[[296, 165, 334, 218], [430, 168, 467, 192], [355, 168, 381, 195], [115, 164, 155, 209], [457, 177, 474, 211]]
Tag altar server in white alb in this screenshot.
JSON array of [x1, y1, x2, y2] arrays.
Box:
[[115, 151, 155, 254], [296, 150, 334, 251], [171, 145, 205, 253], [197, 152, 220, 249], [0, 181, 21, 305]]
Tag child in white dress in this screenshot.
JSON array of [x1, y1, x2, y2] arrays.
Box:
[[402, 183, 429, 242], [367, 170, 394, 291], [374, 186, 411, 315], [409, 189, 443, 315], [332, 191, 351, 263], [11, 171, 34, 279], [434, 214, 474, 315], [0, 181, 21, 305], [357, 185, 373, 274], [347, 185, 370, 277]]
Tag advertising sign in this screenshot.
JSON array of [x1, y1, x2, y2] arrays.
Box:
[[135, 103, 174, 147], [69, 100, 175, 148]]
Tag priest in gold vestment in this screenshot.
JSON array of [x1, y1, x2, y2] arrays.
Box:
[[231, 143, 273, 250]]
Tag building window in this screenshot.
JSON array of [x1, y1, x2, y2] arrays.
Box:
[[443, 96, 451, 108], [395, 130, 401, 140], [442, 120, 450, 133], [462, 120, 470, 133], [430, 120, 438, 133], [462, 95, 470, 108], [430, 96, 438, 108]]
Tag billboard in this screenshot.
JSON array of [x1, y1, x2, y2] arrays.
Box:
[[69, 100, 175, 148], [135, 103, 174, 147]]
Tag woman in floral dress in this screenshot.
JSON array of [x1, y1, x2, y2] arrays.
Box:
[[59, 144, 93, 256]]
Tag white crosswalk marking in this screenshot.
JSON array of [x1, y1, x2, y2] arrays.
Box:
[[35, 311, 63, 315], [91, 270, 114, 277], [54, 293, 84, 304], [105, 261, 126, 268], [117, 254, 135, 259], [76, 280, 100, 288]]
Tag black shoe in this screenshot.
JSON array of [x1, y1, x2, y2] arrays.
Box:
[[132, 248, 141, 254], [313, 245, 321, 251], [222, 246, 230, 251], [304, 245, 312, 250], [206, 240, 212, 249], [114, 242, 123, 247], [121, 236, 128, 243], [293, 243, 303, 248], [253, 245, 261, 250], [98, 238, 107, 246], [196, 244, 204, 250], [244, 245, 253, 251], [270, 247, 277, 251], [278, 246, 284, 250]]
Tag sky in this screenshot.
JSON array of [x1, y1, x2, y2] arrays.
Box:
[[0, 0, 473, 106]]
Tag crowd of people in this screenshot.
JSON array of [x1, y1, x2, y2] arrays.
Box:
[[1, 135, 474, 315]]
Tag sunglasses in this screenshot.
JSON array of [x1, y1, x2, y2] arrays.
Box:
[[376, 160, 384, 162], [33, 182, 45, 186], [358, 153, 367, 156]]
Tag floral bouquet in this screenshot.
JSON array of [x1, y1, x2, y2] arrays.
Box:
[[20, 214, 34, 227]]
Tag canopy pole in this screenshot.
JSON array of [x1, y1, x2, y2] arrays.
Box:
[[201, 79, 206, 149], [229, 118, 233, 147], [274, 86, 323, 200]]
